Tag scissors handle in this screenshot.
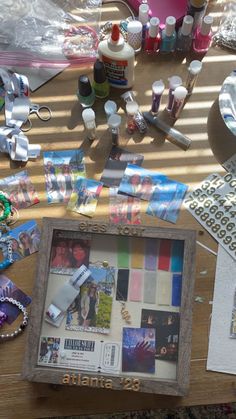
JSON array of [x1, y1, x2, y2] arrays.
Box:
[[21, 118, 32, 132], [30, 104, 52, 121]]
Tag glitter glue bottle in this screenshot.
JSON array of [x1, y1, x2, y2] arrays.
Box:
[[170, 86, 188, 119], [82, 108, 97, 141], [98, 24, 135, 89], [193, 15, 213, 54], [186, 60, 203, 94], [151, 80, 165, 114], [166, 75, 182, 112], [126, 101, 139, 134], [108, 114, 122, 146], [77, 75, 95, 108]]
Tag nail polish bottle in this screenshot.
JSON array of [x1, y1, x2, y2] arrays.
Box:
[[187, 0, 208, 31], [108, 114, 122, 146], [104, 100, 117, 121], [170, 86, 188, 119], [82, 108, 97, 141], [121, 91, 147, 134], [186, 60, 203, 94], [138, 3, 150, 46], [176, 15, 194, 52], [126, 101, 139, 134], [193, 15, 213, 53], [145, 17, 161, 54], [92, 59, 110, 99], [166, 75, 182, 112], [127, 20, 143, 53], [160, 16, 177, 53], [151, 80, 165, 114], [77, 75, 95, 108]]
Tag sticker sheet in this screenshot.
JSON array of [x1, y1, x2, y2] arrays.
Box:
[[0, 170, 39, 210], [184, 173, 236, 260], [43, 150, 86, 204], [223, 154, 236, 176]]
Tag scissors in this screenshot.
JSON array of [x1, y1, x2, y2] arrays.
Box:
[[21, 103, 52, 132]]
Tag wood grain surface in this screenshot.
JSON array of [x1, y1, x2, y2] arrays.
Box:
[[0, 1, 236, 418]]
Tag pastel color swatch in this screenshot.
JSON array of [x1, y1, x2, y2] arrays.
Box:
[[143, 272, 157, 304], [145, 238, 159, 271], [129, 270, 143, 301], [117, 236, 129, 268], [131, 238, 145, 269], [157, 270, 172, 306]]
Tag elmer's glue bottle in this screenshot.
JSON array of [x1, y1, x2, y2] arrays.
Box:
[[98, 24, 135, 89]]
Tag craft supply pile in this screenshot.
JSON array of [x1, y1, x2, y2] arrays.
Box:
[[0, 0, 235, 397]]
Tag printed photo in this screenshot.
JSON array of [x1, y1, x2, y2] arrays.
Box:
[[38, 337, 60, 364], [66, 265, 115, 334], [50, 237, 91, 274], [147, 179, 188, 224], [68, 177, 103, 218], [118, 164, 167, 201], [100, 146, 144, 187], [0, 274, 31, 324], [0, 170, 39, 210], [2, 220, 40, 261], [43, 149, 86, 204], [122, 327, 156, 373], [109, 187, 141, 225], [141, 309, 180, 362]]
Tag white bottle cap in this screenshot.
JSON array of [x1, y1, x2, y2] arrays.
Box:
[[165, 16, 176, 37], [200, 15, 213, 36], [126, 101, 139, 115], [149, 17, 160, 38], [108, 113, 122, 128], [188, 60, 203, 75], [82, 108, 96, 129], [173, 86, 188, 100], [138, 4, 149, 25], [181, 15, 194, 36], [168, 75, 182, 90], [152, 80, 165, 95], [127, 20, 142, 35], [104, 100, 117, 117]]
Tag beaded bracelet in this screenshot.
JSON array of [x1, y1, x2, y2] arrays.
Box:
[[0, 231, 13, 270], [0, 297, 28, 340], [0, 193, 12, 222]]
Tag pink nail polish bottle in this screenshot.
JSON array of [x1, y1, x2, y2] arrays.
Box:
[[193, 15, 213, 54], [145, 17, 161, 53]]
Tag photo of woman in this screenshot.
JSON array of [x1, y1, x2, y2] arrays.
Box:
[[80, 283, 100, 327], [50, 240, 71, 268], [18, 231, 39, 257], [71, 240, 90, 268]]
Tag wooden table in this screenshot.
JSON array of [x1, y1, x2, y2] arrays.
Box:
[[1, 2, 236, 418]]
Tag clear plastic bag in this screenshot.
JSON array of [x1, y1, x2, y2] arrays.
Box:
[[0, 0, 102, 67], [214, 1, 236, 51]]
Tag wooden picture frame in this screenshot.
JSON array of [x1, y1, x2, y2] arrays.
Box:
[[22, 217, 196, 396]]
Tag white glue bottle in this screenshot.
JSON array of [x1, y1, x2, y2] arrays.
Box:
[[98, 24, 135, 89]]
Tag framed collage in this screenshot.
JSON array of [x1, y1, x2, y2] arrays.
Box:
[[22, 218, 196, 396]]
